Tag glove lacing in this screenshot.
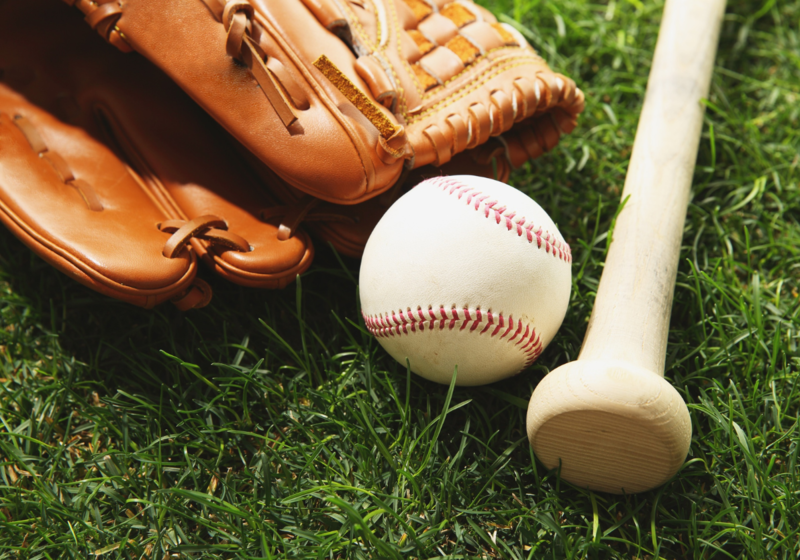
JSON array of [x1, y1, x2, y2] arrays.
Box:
[[155, 216, 248, 310], [160, 201, 352, 309], [200, 0, 311, 129], [64, 0, 133, 53], [158, 216, 251, 258]]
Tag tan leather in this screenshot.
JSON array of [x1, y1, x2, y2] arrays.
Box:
[[64, 0, 583, 205], [0, 1, 314, 307], [0, 98, 201, 308], [258, 143, 513, 257]]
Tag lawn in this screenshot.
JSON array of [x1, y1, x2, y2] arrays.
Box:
[[1, 0, 799, 558]]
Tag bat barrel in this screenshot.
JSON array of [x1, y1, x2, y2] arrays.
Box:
[[579, 0, 726, 371], [527, 0, 726, 494]]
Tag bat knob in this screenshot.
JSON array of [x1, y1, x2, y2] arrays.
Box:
[[526, 359, 692, 494]]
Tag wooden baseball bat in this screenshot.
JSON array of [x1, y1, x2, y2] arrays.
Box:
[[526, 0, 727, 494]]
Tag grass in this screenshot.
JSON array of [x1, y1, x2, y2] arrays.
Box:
[[1, 0, 799, 558]]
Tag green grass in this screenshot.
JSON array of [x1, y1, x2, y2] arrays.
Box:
[[1, 0, 799, 558]]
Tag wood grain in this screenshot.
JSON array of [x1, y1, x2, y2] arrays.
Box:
[[526, 0, 727, 494]]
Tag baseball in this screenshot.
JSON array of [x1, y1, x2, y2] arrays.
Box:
[[359, 175, 572, 386]]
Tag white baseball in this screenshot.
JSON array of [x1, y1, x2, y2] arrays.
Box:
[[359, 175, 572, 386]]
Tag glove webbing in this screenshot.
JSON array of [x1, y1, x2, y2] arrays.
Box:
[[403, 2, 521, 91], [309, 0, 584, 169]]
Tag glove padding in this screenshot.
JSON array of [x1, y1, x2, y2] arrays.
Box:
[[66, 0, 584, 205], [0, 0, 315, 308]]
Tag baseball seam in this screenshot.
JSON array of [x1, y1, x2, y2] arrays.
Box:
[[363, 305, 544, 367], [427, 176, 572, 263]]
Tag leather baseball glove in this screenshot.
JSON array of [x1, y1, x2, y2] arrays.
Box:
[[0, 0, 316, 308], [245, 142, 513, 258], [66, 0, 584, 205]]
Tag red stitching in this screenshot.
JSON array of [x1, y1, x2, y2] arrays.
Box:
[[363, 305, 544, 367], [422, 177, 572, 263]]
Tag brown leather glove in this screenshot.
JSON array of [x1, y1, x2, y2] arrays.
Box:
[[66, 0, 584, 205], [257, 144, 513, 257], [0, 0, 315, 308]]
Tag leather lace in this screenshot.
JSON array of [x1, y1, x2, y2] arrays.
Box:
[[171, 278, 214, 311], [159, 203, 352, 311], [158, 215, 251, 258], [200, 0, 301, 128], [63, 0, 132, 53], [261, 196, 356, 241]]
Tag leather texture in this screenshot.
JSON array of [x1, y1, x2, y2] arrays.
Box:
[[252, 142, 512, 258], [0, 0, 315, 308], [65, 0, 584, 205]]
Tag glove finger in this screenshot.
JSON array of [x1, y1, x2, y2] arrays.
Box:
[[0, 1, 315, 304], [65, 0, 582, 205], [330, 0, 584, 170], [89, 57, 315, 289], [504, 79, 586, 168], [0, 90, 201, 309], [67, 0, 407, 204]]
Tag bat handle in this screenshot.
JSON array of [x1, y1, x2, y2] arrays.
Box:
[[526, 0, 727, 494]]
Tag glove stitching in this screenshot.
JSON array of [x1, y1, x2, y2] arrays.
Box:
[[416, 48, 548, 103], [407, 56, 559, 123], [342, 0, 380, 50], [385, 0, 412, 115], [436, 49, 535, 88], [338, 0, 411, 117], [394, 3, 429, 102], [348, 0, 411, 114]]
